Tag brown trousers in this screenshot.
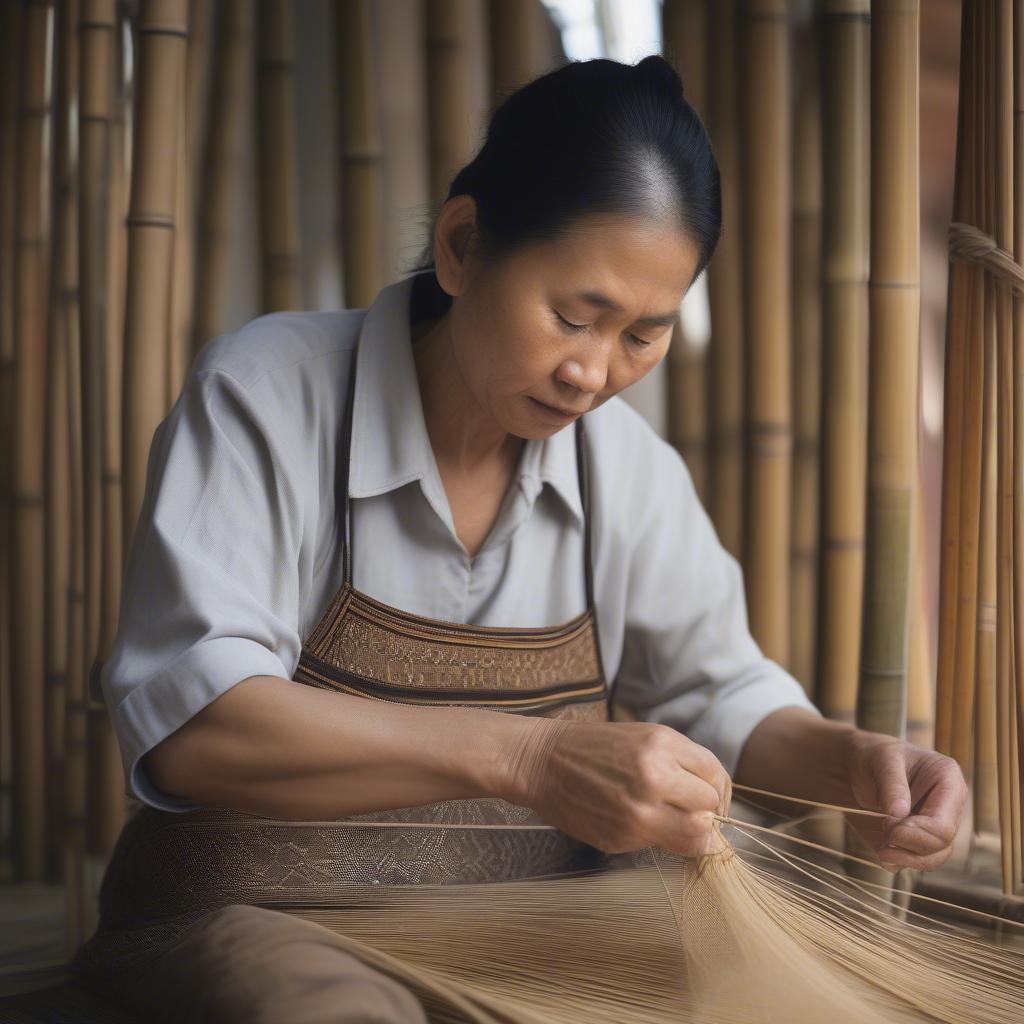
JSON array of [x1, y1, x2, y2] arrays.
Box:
[[115, 904, 428, 1024]]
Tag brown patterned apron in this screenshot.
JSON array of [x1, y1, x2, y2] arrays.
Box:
[[72, 334, 615, 996]]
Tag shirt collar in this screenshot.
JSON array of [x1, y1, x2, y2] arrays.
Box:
[[347, 270, 584, 527]]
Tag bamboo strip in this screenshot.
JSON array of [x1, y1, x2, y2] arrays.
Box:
[[705, 0, 744, 563], [975, 295, 999, 836], [45, 0, 79, 881], [740, 0, 791, 667], [191, 0, 253, 359], [1011, 0, 1024, 891], [817, 0, 869, 721], [936, 0, 983, 764], [336, 0, 385, 309], [992, 0, 1018, 896], [856, 0, 920, 738], [0, 0, 24, 885], [790, 9, 822, 695], [662, 0, 709, 505], [11, 0, 55, 882], [256, 0, 302, 311]]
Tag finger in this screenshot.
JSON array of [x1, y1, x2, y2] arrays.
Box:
[[674, 739, 730, 810], [872, 745, 912, 822], [900, 766, 967, 848], [884, 820, 949, 858], [663, 767, 722, 817], [879, 842, 954, 873]]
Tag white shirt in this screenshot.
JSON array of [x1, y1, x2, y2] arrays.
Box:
[[101, 269, 819, 813]]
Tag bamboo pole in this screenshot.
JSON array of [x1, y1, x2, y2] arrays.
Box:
[[256, 0, 302, 311], [662, 0, 709, 506], [936, 2, 985, 774], [379, 0, 434, 280], [117, 2, 189, 857], [336, 0, 385, 308], [45, 0, 79, 882], [192, 0, 253, 359], [12, 0, 55, 881], [93, 0, 131, 861], [740, 0, 791, 667], [488, 0, 554, 108], [426, 0, 482, 206], [817, 0, 869, 722], [790, 8, 822, 695], [856, 0, 920, 738], [168, 0, 213, 402], [906, 481, 934, 750], [705, 0, 744, 564], [0, 0, 24, 885]]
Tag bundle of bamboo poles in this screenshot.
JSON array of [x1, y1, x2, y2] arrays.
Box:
[[934, 0, 1024, 898]]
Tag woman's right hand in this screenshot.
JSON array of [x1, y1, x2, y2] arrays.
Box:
[[500, 718, 731, 858]]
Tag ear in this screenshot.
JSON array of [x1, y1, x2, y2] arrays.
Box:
[[433, 195, 480, 299]]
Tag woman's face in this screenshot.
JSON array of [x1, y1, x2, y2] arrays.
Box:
[[437, 202, 701, 441]]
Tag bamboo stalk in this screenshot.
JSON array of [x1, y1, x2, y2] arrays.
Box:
[[45, 0, 79, 882], [856, 0, 920, 739], [0, 0, 24, 885], [116, 1, 189, 858], [256, 0, 302, 311], [662, 0, 709, 506], [789, 8, 822, 695], [705, 0, 744, 563], [817, 0, 870, 722], [426, 0, 482, 206], [11, 0, 55, 882], [93, 0, 131, 861], [168, 0, 213, 402], [379, 0, 434, 280], [488, 0, 555, 109], [77, 0, 119, 875], [336, 0, 385, 308], [740, 0, 791, 667], [192, 0, 253, 358]]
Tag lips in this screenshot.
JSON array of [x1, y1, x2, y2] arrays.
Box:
[[530, 397, 587, 417]]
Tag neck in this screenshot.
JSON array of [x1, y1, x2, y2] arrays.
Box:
[[411, 315, 523, 474]]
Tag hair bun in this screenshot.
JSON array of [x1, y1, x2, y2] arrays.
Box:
[[636, 54, 685, 100]]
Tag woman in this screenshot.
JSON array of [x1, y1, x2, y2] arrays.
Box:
[[73, 55, 966, 1023]]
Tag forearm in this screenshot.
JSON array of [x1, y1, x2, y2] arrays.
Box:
[[733, 706, 861, 811], [146, 675, 539, 819]]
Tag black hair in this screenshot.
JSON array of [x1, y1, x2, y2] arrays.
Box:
[[409, 54, 721, 319]]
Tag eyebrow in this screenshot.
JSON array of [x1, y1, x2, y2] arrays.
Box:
[[576, 289, 680, 328]]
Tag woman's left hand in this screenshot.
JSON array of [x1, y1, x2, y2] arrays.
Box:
[[847, 732, 969, 872]]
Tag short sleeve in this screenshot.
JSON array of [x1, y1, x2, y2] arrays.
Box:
[[611, 442, 820, 777], [99, 367, 305, 812]]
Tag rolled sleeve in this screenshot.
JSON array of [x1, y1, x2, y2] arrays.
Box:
[[612, 441, 820, 777], [100, 365, 305, 812]]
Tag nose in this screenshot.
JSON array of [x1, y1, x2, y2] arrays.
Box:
[[556, 343, 608, 396]]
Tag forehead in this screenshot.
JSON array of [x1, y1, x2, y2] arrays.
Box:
[[519, 213, 699, 301]]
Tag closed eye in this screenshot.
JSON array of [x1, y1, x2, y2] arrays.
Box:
[[552, 308, 656, 349]]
